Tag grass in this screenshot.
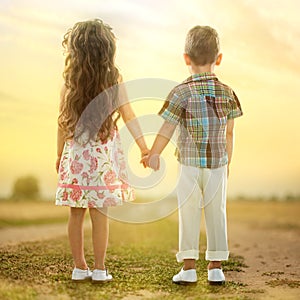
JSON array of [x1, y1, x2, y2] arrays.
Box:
[[0, 282, 37, 300], [0, 216, 251, 300]]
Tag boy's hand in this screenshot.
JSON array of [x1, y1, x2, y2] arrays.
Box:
[[140, 153, 160, 171], [148, 154, 160, 171]]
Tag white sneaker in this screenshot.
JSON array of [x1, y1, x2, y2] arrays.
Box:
[[207, 268, 225, 285], [72, 268, 92, 282], [92, 269, 113, 283], [172, 268, 197, 284]]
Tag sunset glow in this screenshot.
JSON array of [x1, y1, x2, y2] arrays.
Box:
[[1, 0, 300, 199]]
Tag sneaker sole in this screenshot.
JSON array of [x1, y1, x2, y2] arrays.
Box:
[[208, 280, 225, 286], [172, 280, 197, 285], [92, 279, 113, 284]]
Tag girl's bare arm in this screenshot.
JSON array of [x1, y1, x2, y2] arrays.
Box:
[[56, 86, 66, 173], [119, 102, 148, 156], [117, 77, 148, 157]]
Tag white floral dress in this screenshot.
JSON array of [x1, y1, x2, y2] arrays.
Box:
[[55, 131, 134, 208]]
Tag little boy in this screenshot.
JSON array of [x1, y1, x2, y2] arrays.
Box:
[[143, 26, 243, 284]]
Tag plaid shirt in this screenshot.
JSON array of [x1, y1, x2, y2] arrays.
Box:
[[159, 72, 243, 169]]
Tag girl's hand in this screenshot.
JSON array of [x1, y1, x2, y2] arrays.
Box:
[[140, 148, 150, 168], [56, 156, 62, 173]]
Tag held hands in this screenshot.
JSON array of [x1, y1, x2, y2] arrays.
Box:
[[140, 152, 160, 171], [56, 150, 161, 173], [139, 121, 175, 171]]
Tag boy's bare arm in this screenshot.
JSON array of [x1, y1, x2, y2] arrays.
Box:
[[226, 119, 235, 176], [151, 121, 177, 154], [142, 121, 176, 170]]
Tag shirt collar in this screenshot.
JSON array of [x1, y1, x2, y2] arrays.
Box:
[[183, 72, 218, 84]]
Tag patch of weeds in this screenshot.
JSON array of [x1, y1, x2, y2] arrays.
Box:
[[0, 219, 253, 299], [266, 278, 300, 288], [223, 254, 248, 272], [0, 281, 37, 300], [243, 288, 264, 294], [262, 271, 284, 277]]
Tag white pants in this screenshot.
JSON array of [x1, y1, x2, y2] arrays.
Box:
[[176, 164, 229, 262]]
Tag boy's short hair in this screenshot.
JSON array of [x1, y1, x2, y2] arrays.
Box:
[[184, 26, 220, 66]]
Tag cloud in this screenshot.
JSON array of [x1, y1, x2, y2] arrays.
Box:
[[0, 91, 20, 102], [215, 0, 300, 74]]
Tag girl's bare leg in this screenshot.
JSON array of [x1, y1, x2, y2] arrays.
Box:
[[68, 207, 88, 269], [89, 208, 109, 270]]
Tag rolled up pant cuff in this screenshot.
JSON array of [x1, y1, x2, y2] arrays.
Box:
[[176, 250, 199, 263], [205, 251, 229, 261]]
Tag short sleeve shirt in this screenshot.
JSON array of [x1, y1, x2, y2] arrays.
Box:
[[159, 72, 243, 169]]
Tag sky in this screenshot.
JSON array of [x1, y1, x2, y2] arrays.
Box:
[[0, 0, 300, 199]]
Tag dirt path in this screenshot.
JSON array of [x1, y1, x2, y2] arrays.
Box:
[[227, 219, 300, 299], [0, 222, 91, 247], [0, 223, 67, 246]]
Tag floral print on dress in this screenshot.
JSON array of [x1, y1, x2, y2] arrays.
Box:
[[55, 130, 134, 208]]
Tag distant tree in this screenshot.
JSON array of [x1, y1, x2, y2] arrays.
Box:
[[11, 175, 40, 200]]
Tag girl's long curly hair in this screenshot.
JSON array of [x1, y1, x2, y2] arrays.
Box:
[[58, 19, 120, 143]]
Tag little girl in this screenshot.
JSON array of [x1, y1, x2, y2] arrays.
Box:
[[55, 19, 148, 282]]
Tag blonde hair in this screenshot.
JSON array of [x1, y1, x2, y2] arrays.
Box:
[[185, 26, 220, 65], [58, 19, 120, 143]]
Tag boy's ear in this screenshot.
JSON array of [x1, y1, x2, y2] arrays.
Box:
[[183, 53, 191, 66], [215, 53, 223, 66]]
